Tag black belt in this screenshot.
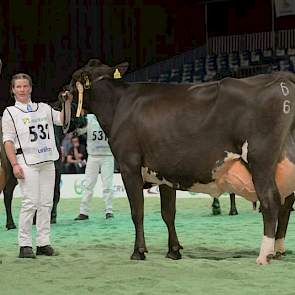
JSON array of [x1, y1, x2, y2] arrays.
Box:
[[16, 148, 23, 155]]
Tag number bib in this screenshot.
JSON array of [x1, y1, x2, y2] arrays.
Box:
[[86, 114, 112, 156], [7, 103, 59, 164]]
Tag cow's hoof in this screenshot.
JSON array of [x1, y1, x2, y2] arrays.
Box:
[[229, 209, 238, 216], [6, 223, 16, 230], [166, 250, 182, 260], [212, 208, 221, 215], [256, 254, 273, 265], [274, 251, 285, 260], [130, 251, 146, 260]]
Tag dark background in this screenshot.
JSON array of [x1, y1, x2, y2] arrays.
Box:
[[0, 0, 295, 104]]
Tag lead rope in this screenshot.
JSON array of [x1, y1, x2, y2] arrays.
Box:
[[76, 81, 84, 117], [62, 94, 70, 133]]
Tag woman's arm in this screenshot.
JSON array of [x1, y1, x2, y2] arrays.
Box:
[[4, 141, 24, 179], [59, 98, 72, 126]]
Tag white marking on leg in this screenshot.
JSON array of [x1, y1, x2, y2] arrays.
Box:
[[274, 238, 285, 254], [256, 236, 275, 265]]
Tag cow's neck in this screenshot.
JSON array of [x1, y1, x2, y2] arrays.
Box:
[[87, 80, 122, 137]]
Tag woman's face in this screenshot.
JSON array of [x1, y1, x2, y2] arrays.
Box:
[[12, 78, 32, 103]]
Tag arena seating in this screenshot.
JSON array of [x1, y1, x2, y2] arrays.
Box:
[[149, 47, 295, 84]]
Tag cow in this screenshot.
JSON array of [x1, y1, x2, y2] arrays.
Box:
[[212, 194, 258, 215], [68, 59, 295, 265], [212, 194, 239, 215], [0, 133, 17, 229]]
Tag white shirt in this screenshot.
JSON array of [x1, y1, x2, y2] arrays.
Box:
[[2, 101, 62, 164], [77, 114, 113, 156], [2, 101, 62, 145]]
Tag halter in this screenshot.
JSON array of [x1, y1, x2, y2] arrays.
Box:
[[75, 68, 122, 117]]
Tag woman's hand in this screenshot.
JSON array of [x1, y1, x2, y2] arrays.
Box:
[[13, 163, 24, 179], [59, 90, 73, 104]]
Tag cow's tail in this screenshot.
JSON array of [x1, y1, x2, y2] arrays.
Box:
[[0, 118, 8, 193]]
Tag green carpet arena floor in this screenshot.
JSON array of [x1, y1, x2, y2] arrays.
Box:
[[1, 196, 295, 295]]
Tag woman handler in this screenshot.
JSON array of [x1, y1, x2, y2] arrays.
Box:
[[2, 73, 72, 258]]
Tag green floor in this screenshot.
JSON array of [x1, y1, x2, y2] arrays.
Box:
[[1, 196, 295, 295]]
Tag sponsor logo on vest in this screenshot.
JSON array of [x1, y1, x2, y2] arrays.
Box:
[[22, 117, 30, 124], [38, 146, 52, 153], [31, 116, 47, 123]]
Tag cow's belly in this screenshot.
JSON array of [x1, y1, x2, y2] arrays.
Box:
[[142, 157, 295, 202]]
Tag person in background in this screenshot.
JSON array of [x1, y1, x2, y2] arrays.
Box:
[[2, 73, 72, 258], [64, 135, 87, 174], [74, 113, 115, 220]]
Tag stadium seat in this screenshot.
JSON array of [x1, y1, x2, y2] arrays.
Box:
[[287, 47, 295, 56], [170, 68, 181, 83], [228, 51, 240, 70], [240, 50, 251, 67], [250, 49, 262, 65], [262, 48, 273, 64], [158, 72, 170, 83]]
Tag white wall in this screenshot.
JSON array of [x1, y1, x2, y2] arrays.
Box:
[[1, 174, 211, 199]]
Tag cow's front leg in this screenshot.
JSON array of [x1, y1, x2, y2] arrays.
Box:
[[159, 184, 183, 259], [121, 169, 147, 260], [229, 193, 238, 215], [211, 198, 221, 215], [274, 192, 295, 259]]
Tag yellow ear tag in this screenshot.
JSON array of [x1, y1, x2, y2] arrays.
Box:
[[113, 68, 121, 79]]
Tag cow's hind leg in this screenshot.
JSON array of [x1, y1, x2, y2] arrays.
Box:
[[274, 192, 295, 259], [250, 164, 281, 264], [212, 198, 221, 215], [121, 170, 148, 260], [4, 175, 17, 230], [229, 193, 238, 215], [159, 184, 183, 260]]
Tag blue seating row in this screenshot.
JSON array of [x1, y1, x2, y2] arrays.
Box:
[[151, 48, 295, 84]]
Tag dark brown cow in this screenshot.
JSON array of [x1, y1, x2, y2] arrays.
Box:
[[69, 59, 295, 264]]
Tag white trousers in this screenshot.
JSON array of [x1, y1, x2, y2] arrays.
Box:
[[17, 156, 55, 247], [80, 154, 114, 215]]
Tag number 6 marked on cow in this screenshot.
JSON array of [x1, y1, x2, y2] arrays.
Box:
[[283, 100, 291, 114], [280, 82, 289, 96]]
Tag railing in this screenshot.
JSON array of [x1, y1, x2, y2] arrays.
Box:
[[208, 29, 295, 54]]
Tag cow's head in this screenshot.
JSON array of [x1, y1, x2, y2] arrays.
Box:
[[70, 59, 129, 116], [71, 59, 128, 90]]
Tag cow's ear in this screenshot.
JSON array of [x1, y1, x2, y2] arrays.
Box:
[[113, 62, 129, 77], [88, 59, 102, 67]]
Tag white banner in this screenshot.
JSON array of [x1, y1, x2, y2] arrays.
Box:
[[0, 173, 213, 199], [275, 0, 295, 17]]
